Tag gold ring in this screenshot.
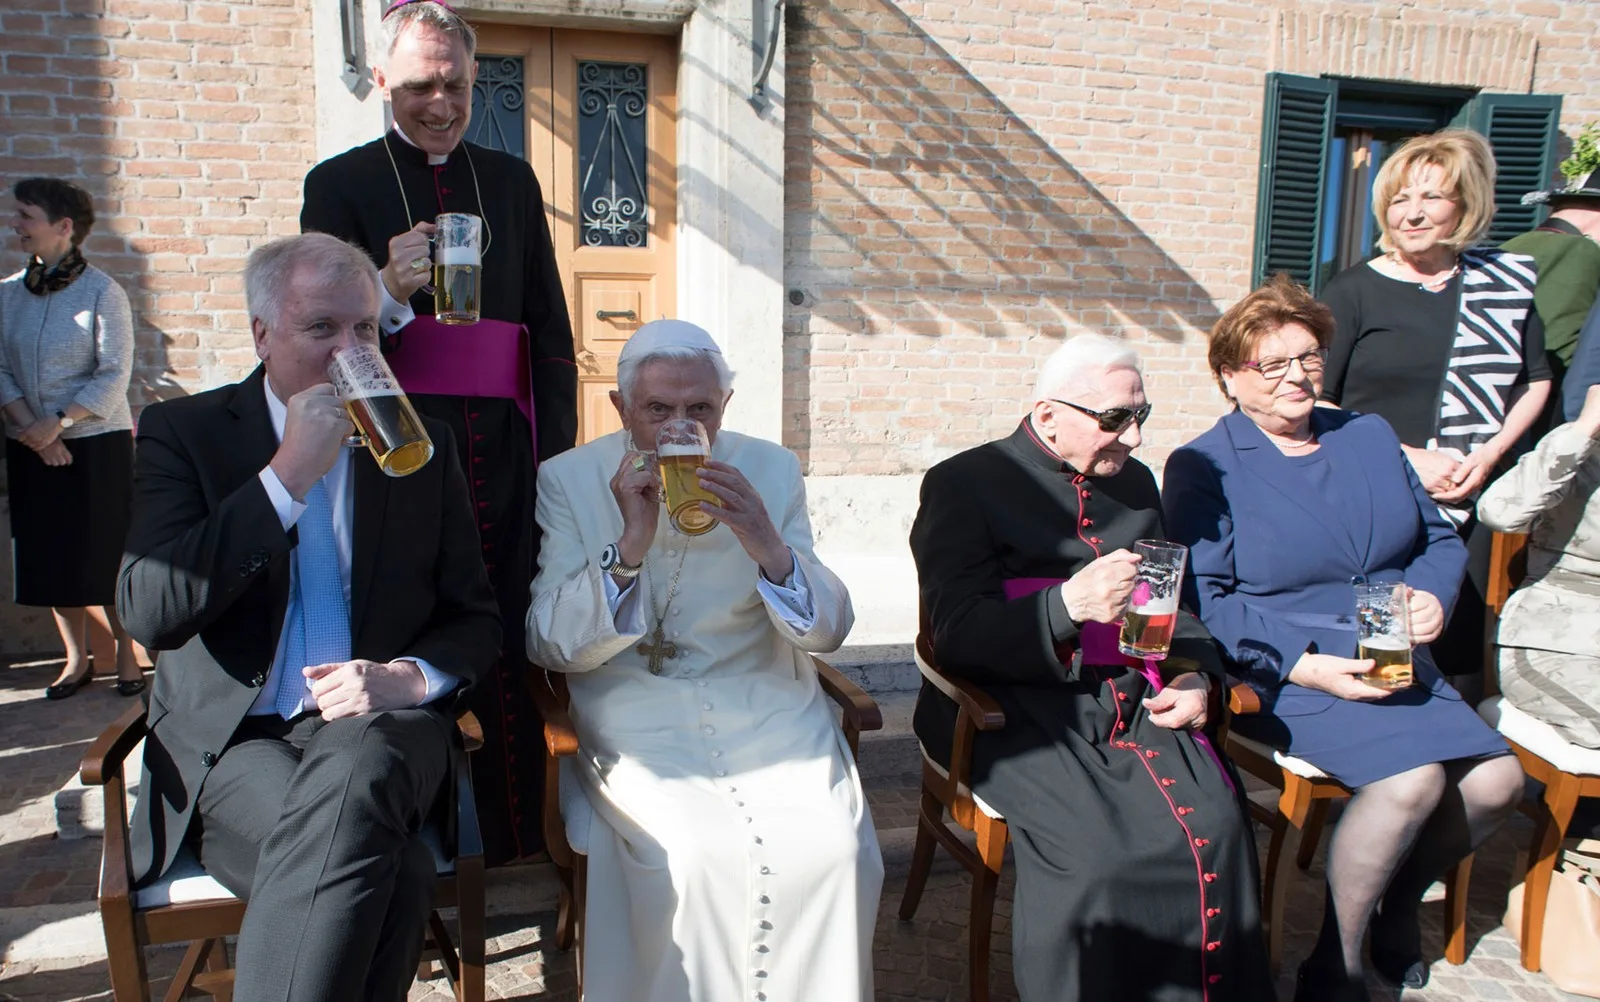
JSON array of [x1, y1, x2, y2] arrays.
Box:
[[631, 455, 647, 472], [411, 257, 429, 270]]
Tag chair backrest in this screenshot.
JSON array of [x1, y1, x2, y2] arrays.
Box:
[[1481, 531, 1530, 700]]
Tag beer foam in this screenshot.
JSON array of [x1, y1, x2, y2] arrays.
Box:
[[1360, 634, 1409, 651], [658, 442, 707, 458], [1131, 592, 1179, 615], [437, 246, 480, 267], [346, 385, 404, 399]]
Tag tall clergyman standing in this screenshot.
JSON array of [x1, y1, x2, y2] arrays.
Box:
[[300, 0, 577, 864], [118, 233, 501, 1001]]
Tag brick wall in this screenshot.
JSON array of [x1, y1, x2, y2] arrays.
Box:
[[0, 0, 316, 410], [782, 0, 1600, 476]]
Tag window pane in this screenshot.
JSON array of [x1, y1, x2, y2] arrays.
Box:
[[468, 56, 526, 158], [577, 61, 650, 248], [1317, 134, 1347, 288]]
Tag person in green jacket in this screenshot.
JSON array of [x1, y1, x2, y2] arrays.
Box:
[[1502, 130, 1600, 372]]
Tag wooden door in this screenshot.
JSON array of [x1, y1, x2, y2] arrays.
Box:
[[472, 25, 678, 443]]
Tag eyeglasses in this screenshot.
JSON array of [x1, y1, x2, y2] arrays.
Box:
[[1240, 348, 1328, 383], [1050, 399, 1152, 433]]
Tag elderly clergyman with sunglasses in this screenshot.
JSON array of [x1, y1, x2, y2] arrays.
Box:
[[908, 334, 1273, 1002]]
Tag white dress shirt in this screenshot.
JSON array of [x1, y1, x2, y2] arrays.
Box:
[[377, 126, 450, 336], [248, 377, 458, 715]]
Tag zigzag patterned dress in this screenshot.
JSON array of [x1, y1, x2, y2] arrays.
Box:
[[1321, 250, 1552, 681]]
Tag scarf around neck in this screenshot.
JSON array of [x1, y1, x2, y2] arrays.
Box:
[[22, 246, 87, 295]]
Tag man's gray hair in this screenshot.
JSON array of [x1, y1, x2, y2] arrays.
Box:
[[379, 1, 478, 61], [1032, 334, 1143, 403], [245, 234, 379, 331], [618, 346, 735, 406]]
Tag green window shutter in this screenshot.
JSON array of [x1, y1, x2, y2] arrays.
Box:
[[1252, 72, 1336, 293], [1460, 92, 1563, 244]]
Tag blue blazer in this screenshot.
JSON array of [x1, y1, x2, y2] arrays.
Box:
[[1161, 408, 1468, 716]]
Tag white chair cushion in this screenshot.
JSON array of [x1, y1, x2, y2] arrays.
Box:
[[120, 791, 454, 909], [924, 755, 1004, 820], [558, 755, 593, 856], [1479, 695, 1600, 777], [1227, 732, 1331, 781]]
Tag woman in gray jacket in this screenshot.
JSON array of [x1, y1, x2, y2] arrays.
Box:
[[2, 178, 142, 698], [1479, 383, 1600, 744]]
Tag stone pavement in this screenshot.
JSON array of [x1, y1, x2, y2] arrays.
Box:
[[1, 655, 1595, 1001]]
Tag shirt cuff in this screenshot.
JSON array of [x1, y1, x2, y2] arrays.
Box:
[[397, 657, 460, 706], [757, 549, 816, 632], [380, 283, 416, 334], [601, 568, 649, 634], [258, 466, 308, 531]]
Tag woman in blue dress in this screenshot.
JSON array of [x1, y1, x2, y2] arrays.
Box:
[[1161, 276, 1524, 1002]]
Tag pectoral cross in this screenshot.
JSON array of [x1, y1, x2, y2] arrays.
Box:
[[638, 624, 679, 675]]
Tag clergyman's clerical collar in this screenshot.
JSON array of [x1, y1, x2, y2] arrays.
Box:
[[1016, 416, 1078, 474], [392, 125, 450, 166]]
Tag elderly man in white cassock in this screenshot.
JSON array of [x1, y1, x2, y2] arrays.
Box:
[[526, 319, 883, 1001]]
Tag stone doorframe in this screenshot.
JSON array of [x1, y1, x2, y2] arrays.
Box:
[[311, 0, 787, 440]]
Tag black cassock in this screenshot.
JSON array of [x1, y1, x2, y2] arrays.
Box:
[[911, 421, 1274, 1002], [302, 133, 577, 864]]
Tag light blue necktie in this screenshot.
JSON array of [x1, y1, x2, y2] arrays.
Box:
[[276, 479, 351, 719]]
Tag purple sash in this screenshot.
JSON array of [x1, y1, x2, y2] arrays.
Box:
[[384, 316, 537, 455], [1003, 576, 1235, 792]]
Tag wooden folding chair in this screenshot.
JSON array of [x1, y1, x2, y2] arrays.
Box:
[[82, 704, 487, 1002], [899, 624, 1265, 1000], [527, 656, 883, 999]]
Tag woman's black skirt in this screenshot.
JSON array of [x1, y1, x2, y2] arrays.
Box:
[[6, 430, 134, 607]]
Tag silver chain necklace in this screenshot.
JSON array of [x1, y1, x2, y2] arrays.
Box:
[[381, 131, 493, 256]]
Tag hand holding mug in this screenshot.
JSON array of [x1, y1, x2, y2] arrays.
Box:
[[380, 221, 437, 304]]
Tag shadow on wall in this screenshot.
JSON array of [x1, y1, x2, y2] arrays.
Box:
[[782, 0, 1223, 472]]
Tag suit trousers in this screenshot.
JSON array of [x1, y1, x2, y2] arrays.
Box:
[[195, 707, 452, 1002]]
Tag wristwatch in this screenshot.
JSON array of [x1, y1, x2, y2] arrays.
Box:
[[55, 410, 74, 430], [600, 542, 642, 579]]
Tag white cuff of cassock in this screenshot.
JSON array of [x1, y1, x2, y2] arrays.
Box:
[[601, 572, 649, 634], [396, 657, 460, 706], [380, 284, 416, 334], [758, 550, 816, 632], [259, 466, 307, 530]]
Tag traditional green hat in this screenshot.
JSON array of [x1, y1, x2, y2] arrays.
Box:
[[1524, 122, 1600, 206]]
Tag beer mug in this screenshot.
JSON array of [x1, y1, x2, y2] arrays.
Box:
[[1354, 581, 1414, 690], [1118, 539, 1187, 661], [433, 212, 481, 325], [327, 344, 435, 477], [656, 418, 720, 536]]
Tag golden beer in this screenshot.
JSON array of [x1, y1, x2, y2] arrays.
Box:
[[433, 247, 480, 326], [1358, 634, 1414, 690], [346, 390, 434, 477], [659, 445, 719, 535], [1120, 597, 1178, 661]]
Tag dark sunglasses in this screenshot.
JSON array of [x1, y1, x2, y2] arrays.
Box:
[[1050, 399, 1152, 433]]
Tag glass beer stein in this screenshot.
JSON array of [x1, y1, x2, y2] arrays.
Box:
[[327, 344, 435, 477], [1354, 581, 1414, 690], [1119, 539, 1187, 661], [656, 418, 720, 535], [433, 212, 481, 325]]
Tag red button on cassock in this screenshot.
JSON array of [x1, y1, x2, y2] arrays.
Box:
[[1206, 941, 1220, 952], [1145, 750, 1160, 759], [1176, 806, 1193, 816], [1209, 974, 1222, 984], [1204, 872, 1218, 883]]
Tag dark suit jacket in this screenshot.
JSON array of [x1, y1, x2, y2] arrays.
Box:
[[118, 367, 501, 886], [1161, 407, 1468, 711]]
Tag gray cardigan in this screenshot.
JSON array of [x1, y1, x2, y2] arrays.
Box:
[[0, 264, 135, 440]]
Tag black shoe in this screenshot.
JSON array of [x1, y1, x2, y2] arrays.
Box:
[[115, 678, 146, 697], [1370, 908, 1428, 989], [1293, 960, 1371, 1002], [45, 671, 90, 700]]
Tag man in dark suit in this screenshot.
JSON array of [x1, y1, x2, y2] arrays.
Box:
[[117, 233, 500, 1002]]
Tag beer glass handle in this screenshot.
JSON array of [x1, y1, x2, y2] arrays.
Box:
[[597, 309, 638, 321]]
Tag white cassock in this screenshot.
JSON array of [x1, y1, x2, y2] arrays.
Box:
[[527, 429, 883, 1002]]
